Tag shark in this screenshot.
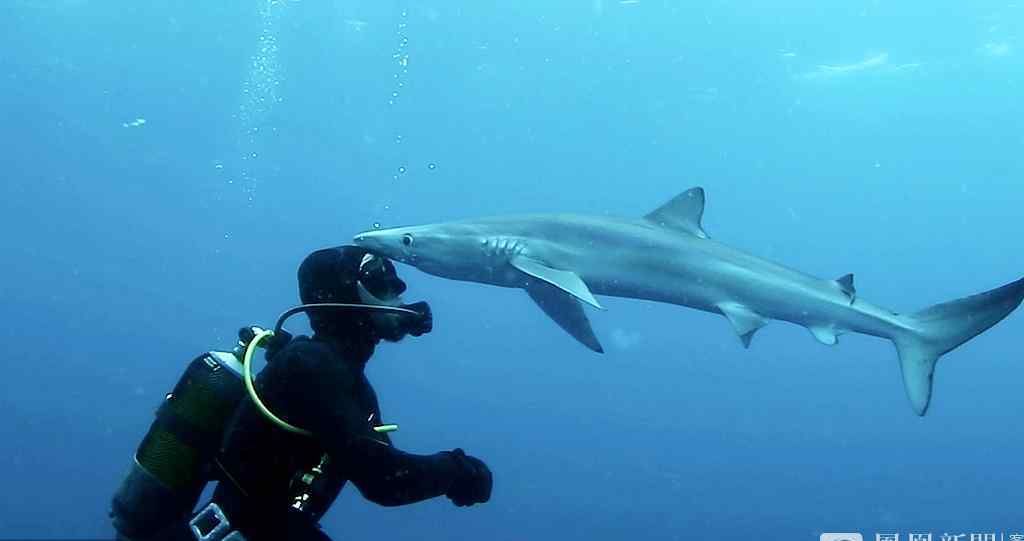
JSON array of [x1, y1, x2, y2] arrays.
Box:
[[354, 188, 1024, 415]]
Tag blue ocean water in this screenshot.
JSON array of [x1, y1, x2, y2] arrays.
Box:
[[1, 1, 1022, 540]]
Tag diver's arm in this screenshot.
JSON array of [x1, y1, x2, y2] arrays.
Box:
[[342, 438, 465, 506], [271, 340, 471, 507]]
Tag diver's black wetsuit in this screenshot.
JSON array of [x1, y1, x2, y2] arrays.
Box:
[[110, 246, 490, 541], [212, 334, 470, 540], [201, 246, 490, 541]]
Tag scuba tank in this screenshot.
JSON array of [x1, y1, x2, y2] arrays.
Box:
[[110, 327, 267, 541]]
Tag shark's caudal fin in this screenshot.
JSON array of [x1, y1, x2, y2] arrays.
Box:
[[894, 277, 1024, 416]]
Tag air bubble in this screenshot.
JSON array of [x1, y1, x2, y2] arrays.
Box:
[[427, 163, 437, 170]]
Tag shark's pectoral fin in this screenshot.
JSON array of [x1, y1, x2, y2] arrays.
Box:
[[643, 187, 709, 239], [832, 273, 856, 304], [525, 282, 604, 353], [510, 256, 604, 310], [717, 302, 768, 348], [809, 325, 839, 346]]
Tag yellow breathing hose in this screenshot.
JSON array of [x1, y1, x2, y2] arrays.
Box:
[[243, 329, 312, 436], [241, 329, 398, 436]]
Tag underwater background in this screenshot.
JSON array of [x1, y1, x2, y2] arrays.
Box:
[[2, 1, 1022, 540]]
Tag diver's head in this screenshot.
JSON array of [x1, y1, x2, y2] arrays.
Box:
[[297, 246, 432, 345]]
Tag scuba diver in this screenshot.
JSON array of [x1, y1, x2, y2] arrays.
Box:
[[110, 246, 492, 541]]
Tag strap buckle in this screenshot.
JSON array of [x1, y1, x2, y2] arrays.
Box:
[[189, 502, 246, 541]]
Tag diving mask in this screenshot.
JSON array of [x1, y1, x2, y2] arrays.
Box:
[[357, 254, 432, 339]]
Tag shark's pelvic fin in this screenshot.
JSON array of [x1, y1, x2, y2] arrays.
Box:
[[643, 187, 709, 239], [717, 302, 767, 348], [511, 255, 604, 310], [809, 325, 839, 346], [525, 281, 604, 353], [833, 273, 856, 304]]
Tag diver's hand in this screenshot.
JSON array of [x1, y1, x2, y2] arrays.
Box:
[[403, 301, 433, 336], [445, 448, 492, 507]]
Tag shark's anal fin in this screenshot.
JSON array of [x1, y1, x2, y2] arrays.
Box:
[[510, 256, 604, 310], [717, 302, 767, 348], [809, 325, 839, 346], [643, 187, 709, 239], [832, 273, 856, 304], [525, 281, 604, 353]]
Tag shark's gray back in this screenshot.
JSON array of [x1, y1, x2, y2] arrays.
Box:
[[465, 212, 826, 313]]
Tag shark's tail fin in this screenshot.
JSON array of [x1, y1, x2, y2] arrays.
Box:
[[894, 277, 1024, 416]]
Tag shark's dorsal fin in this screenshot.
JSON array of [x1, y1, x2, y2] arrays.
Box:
[[643, 187, 709, 239], [511, 256, 604, 310], [832, 273, 856, 304], [717, 302, 767, 348], [525, 281, 604, 353]]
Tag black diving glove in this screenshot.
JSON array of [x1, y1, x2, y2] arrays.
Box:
[[402, 301, 433, 337], [445, 448, 492, 507]]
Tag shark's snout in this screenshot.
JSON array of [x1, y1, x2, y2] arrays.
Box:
[[353, 229, 402, 260], [353, 229, 384, 246], [352, 232, 378, 253]]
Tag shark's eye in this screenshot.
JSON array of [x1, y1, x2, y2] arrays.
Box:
[[402, 234, 414, 247]]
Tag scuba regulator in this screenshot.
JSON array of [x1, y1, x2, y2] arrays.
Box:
[[110, 303, 417, 541]]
